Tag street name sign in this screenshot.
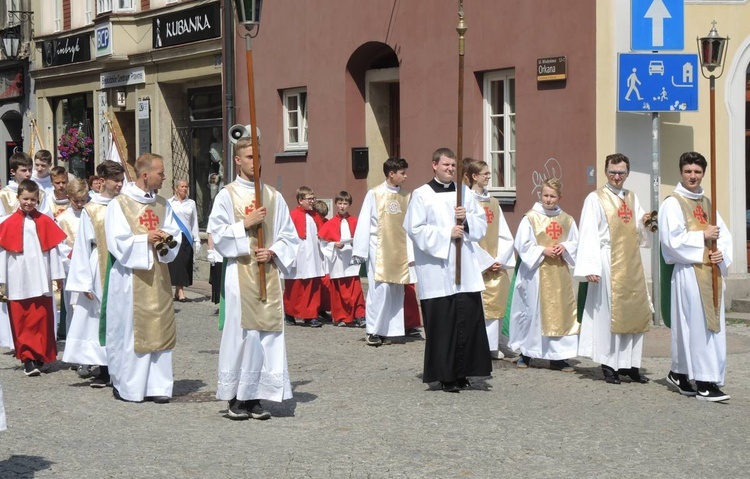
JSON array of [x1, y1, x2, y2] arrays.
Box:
[[618, 53, 698, 112]]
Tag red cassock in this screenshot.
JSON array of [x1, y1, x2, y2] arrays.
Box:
[[284, 207, 326, 319], [0, 209, 66, 363], [317, 214, 366, 324]]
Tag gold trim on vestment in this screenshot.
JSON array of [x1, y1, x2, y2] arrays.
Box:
[[373, 184, 411, 284], [226, 183, 283, 332], [477, 196, 510, 319], [0, 189, 16, 214], [526, 209, 579, 337], [57, 214, 78, 248], [596, 187, 651, 334], [671, 193, 719, 333], [52, 202, 68, 219], [116, 194, 176, 354], [84, 203, 109, 290]]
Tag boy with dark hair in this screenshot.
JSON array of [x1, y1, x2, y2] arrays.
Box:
[[319, 191, 366, 327], [352, 158, 421, 346], [284, 186, 326, 327], [660, 151, 732, 402], [63, 160, 125, 387], [32, 149, 55, 197], [0, 179, 67, 376]]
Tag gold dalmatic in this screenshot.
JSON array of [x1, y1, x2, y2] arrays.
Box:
[[52, 201, 69, 219], [0, 188, 17, 214], [672, 193, 720, 333], [116, 194, 176, 354], [373, 184, 411, 284], [84, 202, 109, 289], [57, 213, 79, 248], [477, 196, 510, 319], [596, 187, 651, 334], [526, 210, 579, 337], [226, 183, 284, 332]]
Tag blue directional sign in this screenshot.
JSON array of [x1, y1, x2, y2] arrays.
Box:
[[618, 53, 698, 112], [632, 0, 684, 51]]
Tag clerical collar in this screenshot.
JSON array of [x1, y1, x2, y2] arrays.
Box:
[[532, 201, 561, 217], [236, 176, 261, 189], [604, 183, 626, 198], [675, 182, 703, 200], [428, 178, 456, 193], [123, 182, 155, 203]]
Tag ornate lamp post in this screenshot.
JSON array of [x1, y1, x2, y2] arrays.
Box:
[[233, 0, 267, 299], [454, 0, 466, 285], [697, 21, 729, 313]]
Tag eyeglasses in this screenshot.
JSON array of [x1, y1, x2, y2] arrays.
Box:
[[607, 170, 628, 178], [304, 196, 316, 201]]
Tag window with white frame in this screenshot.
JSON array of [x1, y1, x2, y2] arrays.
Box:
[[283, 88, 308, 151], [97, 0, 134, 14], [85, 0, 94, 23], [483, 70, 516, 191], [54, 0, 63, 31]]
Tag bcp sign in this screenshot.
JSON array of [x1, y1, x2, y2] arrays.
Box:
[[95, 23, 113, 58]]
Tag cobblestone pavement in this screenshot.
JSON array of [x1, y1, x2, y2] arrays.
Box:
[[2, 286, 750, 478]]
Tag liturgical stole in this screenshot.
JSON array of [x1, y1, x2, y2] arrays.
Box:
[[671, 193, 720, 333], [116, 194, 177, 353], [526, 209, 579, 337], [373, 184, 411, 284], [84, 202, 110, 290], [596, 187, 651, 334], [477, 196, 511, 319], [225, 182, 284, 332]]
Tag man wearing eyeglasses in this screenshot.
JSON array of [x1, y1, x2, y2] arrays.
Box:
[[574, 153, 653, 385]]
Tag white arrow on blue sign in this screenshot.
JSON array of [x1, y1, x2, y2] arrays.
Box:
[[632, 0, 684, 51], [618, 53, 699, 112]]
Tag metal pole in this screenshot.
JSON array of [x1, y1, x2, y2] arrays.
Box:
[[454, 0, 466, 285], [651, 112, 661, 326], [709, 75, 719, 313], [223, 0, 236, 179], [245, 34, 267, 301]]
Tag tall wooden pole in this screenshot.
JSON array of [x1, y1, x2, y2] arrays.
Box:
[[245, 33, 267, 301], [709, 75, 719, 314], [454, 1, 466, 285]]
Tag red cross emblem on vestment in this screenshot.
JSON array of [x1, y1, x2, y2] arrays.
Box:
[[617, 202, 632, 223], [53, 207, 65, 218], [546, 221, 562, 240], [693, 205, 707, 224], [483, 205, 494, 224], [139, 210, 160, 231], [244, 201, 256, 215]]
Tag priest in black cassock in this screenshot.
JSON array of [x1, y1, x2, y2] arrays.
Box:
[[404, 148, 492, 392]]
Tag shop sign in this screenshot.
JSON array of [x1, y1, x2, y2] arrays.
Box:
[[537, 56, 567, 82], [42, 32, 91, 67], [95, 23, 113, 58], [0, 68, 24, 101], [152, 3, 221, 49], [101, 67, 146, 89]]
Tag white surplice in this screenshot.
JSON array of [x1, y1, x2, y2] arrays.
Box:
[[574, 186, 651, 369], [352, 183, 416, 337], [404, 181, 487, 298], [56, 206, 81, 333], [471, 189, 516, 352], [208, 177, 299, 402], [105, 183, 181, 402], [509, 203, 579, 360], [320, 217, 360, 280], [660, 184, 732, 385], [62, 195, 113, 366]]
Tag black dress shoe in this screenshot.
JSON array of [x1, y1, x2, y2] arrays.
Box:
[[147, 396, 171, 404], [618, 367, 650, 383], [456, 378, 471, 389], [602, 365, 621, 384], [441, 381, 460, 393]]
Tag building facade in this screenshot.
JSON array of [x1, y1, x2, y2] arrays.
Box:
[[29, 0, 223, 226]]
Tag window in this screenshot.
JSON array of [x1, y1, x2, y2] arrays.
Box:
[[4, 0, 20, 27], [283, 88, 308, 151], [85, 0, 94, 23], [97, 0, 133, 14], [483, 70, 516, 192]]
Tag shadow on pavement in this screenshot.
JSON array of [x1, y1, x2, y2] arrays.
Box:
[[0, 455, 54, 478]]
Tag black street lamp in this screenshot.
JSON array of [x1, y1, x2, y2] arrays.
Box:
[[696, 21, 729, 314], [233, 0, 263, 30], [0, 11, 33, 61], [0, 24, 21, 60]]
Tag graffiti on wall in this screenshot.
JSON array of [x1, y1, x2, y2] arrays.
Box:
[[531, 157, 563, 200]]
